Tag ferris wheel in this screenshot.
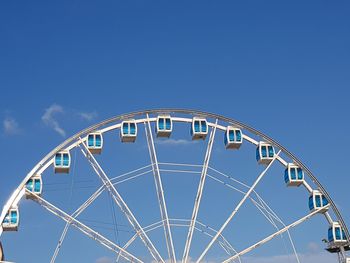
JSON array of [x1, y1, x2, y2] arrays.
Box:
[[0, 109, 349, 263]]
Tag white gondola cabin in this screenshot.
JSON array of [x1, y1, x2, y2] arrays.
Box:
[[2, 206, 19, 231], [224, 126, 243, 149], [284, 163, 304, 186], [191, 117, 208, 140], [54, 151, 71, 173], [156, 115, 172, 138], [309, 190, 329, 213], [87, 132, 103, 154], [25, 174, 42, 199], [120, 120, 137, 142], [328, 222, 347, 245], [256, 142, 275, 165]]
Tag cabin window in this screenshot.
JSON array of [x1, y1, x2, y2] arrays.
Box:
[[63, 154, 69, 166], [235, 130, 242, 141], [201, 121, 207, 132], [55, 154, 61, 166], [290, 168, 296, 180], [166, 118, 171, 130], [130, 123, 136, 135], [297, 168, 303, 180], [229, 130, 234, 141], [88, 135, 94, 147], [159, 118, 164, 130], [194, 121, 200, 132], [26, 180, 33, 191], [34, 179, 41, 192], [329, 228, 333, 241], [335, 227, 341, 240], [10, 211, 17, 224], [315, 195, 321, 207]]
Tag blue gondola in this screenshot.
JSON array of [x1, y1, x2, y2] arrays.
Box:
[[284, 164, 304, 186], [256, 142, 275, 165], [87, 132, 103, 154], [309, 190, 329, 213], [156, 115, 172, 138], [120, 120, 137, 142], [25, 174, 42, 199], [224, 126, 243, 149], [191, 117, 208, 140], [2, 206, 19, 231], [54, 151, 71, 173], [328, 222, 347, 245]]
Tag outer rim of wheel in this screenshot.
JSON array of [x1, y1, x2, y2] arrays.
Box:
[[1, 108, 349, 252]]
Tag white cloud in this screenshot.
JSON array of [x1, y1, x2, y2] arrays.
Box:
[[155, 138, 198, 146], [152, 257, 214, 263], [95, 256, 113, 263], [100, 252, 336, 263], [3, 116, 20, 135], [242, 251, 335, 263], [78, 111, 98, 121], [41, 104, 66, 137]]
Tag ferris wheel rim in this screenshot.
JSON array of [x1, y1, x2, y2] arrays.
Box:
[[0, 108, 349, 260]]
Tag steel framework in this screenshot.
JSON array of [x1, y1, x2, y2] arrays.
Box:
[[0, 109, 348, 262]]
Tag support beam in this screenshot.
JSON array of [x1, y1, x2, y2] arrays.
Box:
[[196, 150, 281, 263], [51, 185, 104, 262], [78, 141, 164, 263], [51, 165, 153, 262], [221, 206, 328, 263], [144, 114, 176, 263], [27, 190, 143, 263], [183, 120, 218, 263]]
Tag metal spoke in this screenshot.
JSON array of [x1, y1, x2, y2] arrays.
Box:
[[221, 206, 327, 263], [117, 218, 239, 263], [51, 166, 153, 262], [196, 150, 281, 263], [50, 185, 104, 262], [26, 190, 143, 263], [78, 140, 165, 263], [144, 114, 176, 263], [183, 119, 218, 263]]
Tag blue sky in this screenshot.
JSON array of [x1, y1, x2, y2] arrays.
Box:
[[1, 1, 350, 262]]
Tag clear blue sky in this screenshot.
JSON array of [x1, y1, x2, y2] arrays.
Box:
[[0, 1, 350, 262]]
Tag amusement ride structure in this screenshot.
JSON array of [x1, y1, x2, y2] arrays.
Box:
[[0, 109, 349, 262]]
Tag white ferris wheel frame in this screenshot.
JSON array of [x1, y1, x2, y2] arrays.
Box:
[[0, 109, 349, 263]]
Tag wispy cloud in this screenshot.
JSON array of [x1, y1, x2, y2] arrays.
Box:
[[99, 251, 335, 263], [155, 138, 198, 146], [95, 256, 113, 263], [78, 111, 98, 122], [41, 104, 66, 137], [3, 116, 20, 135], [243, 251, 335, 263], [152, 257, 206, 263]]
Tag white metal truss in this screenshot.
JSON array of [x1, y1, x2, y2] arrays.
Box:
[[117, 218, 240, 263], [196, 150, 281, 263], [0, 109, 349, 263], [183, 119, 218, 263], [50, 184, 104, 262], [50, 165, 153, 262], [78, 141, 165, 263], [159, 162, 301, 262], [144, 114, 176, 263], [221, 205, 329, 263], [26, 190, 143, 263]]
